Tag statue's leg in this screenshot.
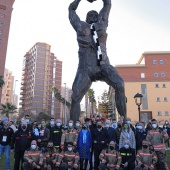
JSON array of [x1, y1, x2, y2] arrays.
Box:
[[101, 65, 126, 118], [70, 69, 92, 121]]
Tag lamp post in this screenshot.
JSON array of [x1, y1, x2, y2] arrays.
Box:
[[13, 80, 18, 105], [134, 93, 143, 121], [64, 83, 67, 127]]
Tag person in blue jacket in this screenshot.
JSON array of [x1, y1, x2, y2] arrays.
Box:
[[77, 123, 92, 170]]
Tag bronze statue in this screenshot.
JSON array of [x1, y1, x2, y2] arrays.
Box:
[[69, 0, 126, 120]]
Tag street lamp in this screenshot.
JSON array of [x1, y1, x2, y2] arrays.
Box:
[[134, 93, 143, 121], [64, 83, 67, 127]]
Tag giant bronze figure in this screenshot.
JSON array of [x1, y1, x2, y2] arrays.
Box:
[[69, 0, 126, 120]]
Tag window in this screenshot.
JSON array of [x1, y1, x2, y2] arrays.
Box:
[[160, 60, 164, 64], [155, 84, 159, 88], [162, 84, 166, 88], [164, 97, 168, 102], [0, 13, 5, 18], [154, 73, 158, 77], [158, 111, 162, 116], [0, 30, 2, 34], [153, 60, 157, 64], [161, 72, 165, 77], [0, 5, 6, 10], [165, 111, 169, 116], [141, 73, 145, 78], [156, 97, 160, 102], [0, 22, 4, 26], [0, 39, 2, 44]]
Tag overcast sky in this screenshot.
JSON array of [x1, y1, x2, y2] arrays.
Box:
[[5, 0, 170, 103]]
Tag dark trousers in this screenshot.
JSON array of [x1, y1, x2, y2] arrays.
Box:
[[80, 158, 88, 170], [94, 149, 102, 170], [122, 163, 135, 170], [89, 147, 93, 170], [13, 151, 25, 170]]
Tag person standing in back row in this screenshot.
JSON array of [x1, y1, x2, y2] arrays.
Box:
[[0, 116, 14, 170]]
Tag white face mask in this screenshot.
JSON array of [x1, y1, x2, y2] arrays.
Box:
[[50, 121, 54, 125], [136, 125, 139, 129], [69, 123, 73, 127], [68, 147, 72, 151], [138, 126, 143, 130], [76, 123, 80, 127], [31, 144, 36, 150], [25, 119, 29, 123], [105, 124, 110, 128], [56, 122, 61, 127], [126, 120, 130, 124], [112, 123, 117, 128], [152, 124, 157, 129], [124, 144, 129, 149]]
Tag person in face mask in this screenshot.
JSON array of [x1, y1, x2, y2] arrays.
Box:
[[99, 141, 122, 170], [24, 115, 32, 131], [119, 140, 135, 170], [115, 121, 122, 148], [119, 124, 136, 150], [112, 118, 117, 129], [135, 121, 148, 150], [50, 119, 63, 150], [23, 140, 43, 170], [135, 140, 157, 170], [46, 118, 55, 131], [75, 120, 82, 132], [146, 119, 169, 170], [56, 142, 79, 170], [77, 123, 92, 170], [11, 120, 35, 170], [126, 117, 135, 133], [37, 120, 50, 153], [43, 141, 59, 170], [104, 119, 116, 143], [61, 120, 78, 147], [93, 120, 110, 170], [0, 116, 14, 170]]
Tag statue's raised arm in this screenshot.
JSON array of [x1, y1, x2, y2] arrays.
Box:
[[68, 0, 81, 31], [98, 0, 111, 26]]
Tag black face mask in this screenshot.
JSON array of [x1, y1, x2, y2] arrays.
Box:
[[142, 145, 148, 149], [82, 126, 86, 129], [97, 125, 102, 129], [22, 125, 26, 130], [118, 124, 121, 128], [110, 146, 114, 150]]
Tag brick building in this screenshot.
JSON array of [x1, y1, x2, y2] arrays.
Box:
[[19, 42, 62, 119], [0, 0, 15, 101], [113, 51, 170, 123]]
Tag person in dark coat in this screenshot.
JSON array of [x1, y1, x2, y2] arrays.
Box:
[[11, 120, 35, 170], [115, 120, 122, 148], [92, 120, 110, 170], [119, 139, 135, 170], [77, 123, 92, 170], [104, 119, 116, 142], [135, 121, 148, 150], [50, 119, 63, 150]]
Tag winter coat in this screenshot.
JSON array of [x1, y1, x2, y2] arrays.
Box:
[[119, 129, 136, 149]]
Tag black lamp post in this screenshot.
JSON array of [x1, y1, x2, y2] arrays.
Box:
[[134, 93, 143, 121]]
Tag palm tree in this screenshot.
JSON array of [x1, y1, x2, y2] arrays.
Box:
[[0, 75, 5, 88], [0, 102, 17, 118]]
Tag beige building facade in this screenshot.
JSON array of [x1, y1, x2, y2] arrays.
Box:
[[1, 68, 14, 104], [114, 52, 170, 123]]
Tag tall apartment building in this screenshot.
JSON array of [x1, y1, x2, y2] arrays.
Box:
[[19, 43, 62, 118], [0, 0, 15, 101], [113, 52, 170, 123], [1, 68, 14, 104]]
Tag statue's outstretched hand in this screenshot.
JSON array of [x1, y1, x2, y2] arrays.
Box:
[[87, 0, 97, 3]]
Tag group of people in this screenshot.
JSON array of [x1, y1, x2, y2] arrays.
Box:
[[0, 114, 170, 170]]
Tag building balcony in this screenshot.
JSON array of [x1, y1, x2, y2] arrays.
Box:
[[20, 97, 25, 100], [20, 91, 26, 95], [21, 82, 26, 85], [20, 87, 26, 90], [19, 102, 25, 106]]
